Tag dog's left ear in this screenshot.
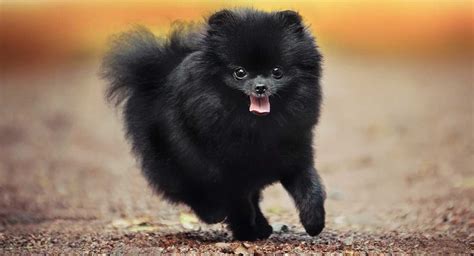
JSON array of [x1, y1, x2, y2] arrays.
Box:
[[278, 10, 304, 33]]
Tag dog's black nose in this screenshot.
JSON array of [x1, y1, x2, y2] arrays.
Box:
[[255, 85, 267, 95]]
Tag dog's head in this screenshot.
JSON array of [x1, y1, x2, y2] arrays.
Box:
[[203, 9, 321, 116]]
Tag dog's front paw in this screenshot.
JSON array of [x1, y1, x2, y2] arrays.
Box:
[[231, 225, 260, 241], [229, 220, 272, 241], [255, 222, 273, 239], [300, 203, 325, 236]]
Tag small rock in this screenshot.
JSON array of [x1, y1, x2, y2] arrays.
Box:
[[234, 245, 248, 254], [179, 213, 199, 229], [272, 223, 289, 233], [343, 236, 354, 246]]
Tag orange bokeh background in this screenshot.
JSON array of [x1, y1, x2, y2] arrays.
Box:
[[1, 0, 472, 71]]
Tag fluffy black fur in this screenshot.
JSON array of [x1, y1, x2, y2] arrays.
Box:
[[102, 8, 325, 241]]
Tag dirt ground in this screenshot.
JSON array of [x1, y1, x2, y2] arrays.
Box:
[[0, 56, 472, 254]]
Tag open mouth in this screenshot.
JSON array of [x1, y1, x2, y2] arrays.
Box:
[[249, 95, 270, 116]]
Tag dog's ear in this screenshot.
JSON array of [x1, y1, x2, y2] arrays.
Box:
[[278, 10, 304, 33], [208, 9, 235, 28]]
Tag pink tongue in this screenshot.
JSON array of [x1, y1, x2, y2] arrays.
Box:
[[249, 95, 270, 115]]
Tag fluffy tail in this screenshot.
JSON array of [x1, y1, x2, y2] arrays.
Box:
[[101, 25, 194, 105]]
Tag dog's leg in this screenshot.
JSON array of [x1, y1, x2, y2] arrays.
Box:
[[186, 191, 227, 224], [251, 192, 273, 239], [281, 167, 325, 236], [226, 194, 261, 241]]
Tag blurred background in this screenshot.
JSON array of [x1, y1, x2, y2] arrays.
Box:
[[0, 0, 473, 253], [1, 0, 473, 70]]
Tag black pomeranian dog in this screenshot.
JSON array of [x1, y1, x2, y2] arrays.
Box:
[[102, 8, 325, 241]]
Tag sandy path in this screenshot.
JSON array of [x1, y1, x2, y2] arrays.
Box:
[[0, 56, 472, 253]]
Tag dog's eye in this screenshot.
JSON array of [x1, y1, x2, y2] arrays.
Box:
[[233, 67, 247, 80], [271, 67, 283, 79]]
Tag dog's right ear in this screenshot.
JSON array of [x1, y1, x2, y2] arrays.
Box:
[[278, 10, 303, 26], [278, 10, 304, 34], [208, 9, 235, 27]]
